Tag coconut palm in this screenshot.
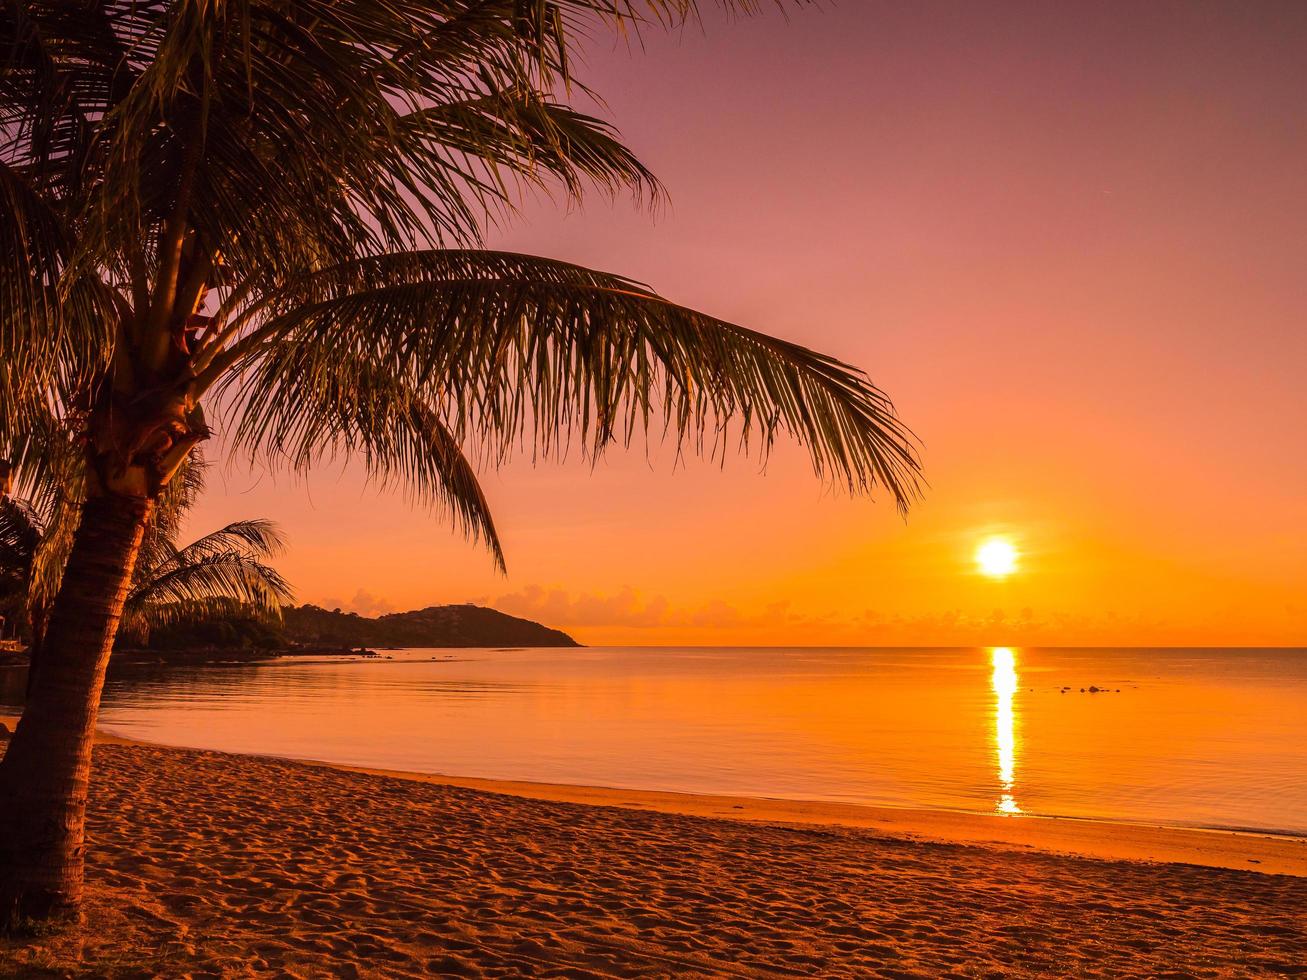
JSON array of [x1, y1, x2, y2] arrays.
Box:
[[120, 519, 292, 647], [2, 447, 291, 667], [112, 454, 293, 649], [2, 502, 291, 650], [0, 0, 921, 924]]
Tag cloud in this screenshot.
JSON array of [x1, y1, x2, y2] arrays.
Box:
[[486, 584, 1222, 645], [317, 588, 396, 617], [491, 586, 812, 632], [491, 585, 670, 628]]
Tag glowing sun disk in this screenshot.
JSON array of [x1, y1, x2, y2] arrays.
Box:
[[976, 538, 1019, 578]]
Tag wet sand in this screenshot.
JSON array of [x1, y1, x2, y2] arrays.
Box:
[[1, 727, 1304, 977], [328, 762, 1307, 878], [67, 715, 1307, 878]]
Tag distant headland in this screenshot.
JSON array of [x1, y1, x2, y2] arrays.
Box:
[[0, 605, 582, 669], [280, 603, 581, 651], [95, 603, 581, 665]]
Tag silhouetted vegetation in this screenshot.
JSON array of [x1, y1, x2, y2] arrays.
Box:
[[131, 603, 289, 654], [104, 603, 575, 663], [121, 602, 577, 655], [281, 604, 579, 650], [0, 454, 291, 653]]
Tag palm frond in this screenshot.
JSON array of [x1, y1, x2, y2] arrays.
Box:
[[0, 496, 42, 578], [121, 556, 293, 645], [214, 353, 506, 568], [0, 162, 113, 431], [127, 549, 292, 612], [401, 87, 662, 207], [0, 496, 40, 633], [124, 517, 294, 644], [213, 251, 922, 511], [70, 0, 697, 304], [8, 410, 88, 641], [145, 519, 287, 575]]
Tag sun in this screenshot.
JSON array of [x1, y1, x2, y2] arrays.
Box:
[[975, 537, 1019, 578]]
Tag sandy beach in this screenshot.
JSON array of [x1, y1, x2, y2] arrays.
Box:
[[2, 2, 1304, 975], [2, 723, 1305, 978]]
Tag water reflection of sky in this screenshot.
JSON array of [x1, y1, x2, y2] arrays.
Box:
[[7, 647, 1307, 834], [990, 647, 1020, 815]]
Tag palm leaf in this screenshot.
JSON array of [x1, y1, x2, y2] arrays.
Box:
[[0, 163, 113, 434], [210, 251, 922, 511], [120, 554, 293, 644], [0, 497, 42, 579], [212, 354, 505, 568], [67, 0, 709, 305], [141, 452, 210, 567], [0, 497, 41, 634], [127, 549, 292, 612], [124, 518, 294, 644]]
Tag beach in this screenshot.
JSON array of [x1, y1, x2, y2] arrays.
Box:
[[2, 725, 1305, 978], [1, 1, 1303, 976]]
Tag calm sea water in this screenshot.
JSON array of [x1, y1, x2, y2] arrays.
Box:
[[4, 647, 1306, 834]]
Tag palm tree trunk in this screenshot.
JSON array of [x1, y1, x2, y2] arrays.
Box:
[[0, 491, 151, 928]]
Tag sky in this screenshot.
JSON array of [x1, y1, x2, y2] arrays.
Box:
[[188, 1, 1307, 647]]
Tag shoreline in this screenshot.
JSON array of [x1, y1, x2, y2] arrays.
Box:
[[7, 713, 1305, 877], [318, 763, 1307, 877], [4, 720, 1306, 976]]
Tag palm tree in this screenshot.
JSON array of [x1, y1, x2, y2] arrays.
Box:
[[112, 458, 293, 650], [2, 447, 291, 670], [0, 0, 921, 925], [5, 507, 291, 649], [120, 520, 291, 648]]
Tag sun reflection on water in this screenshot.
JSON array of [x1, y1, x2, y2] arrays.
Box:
[[990, 647, 1021, 815]]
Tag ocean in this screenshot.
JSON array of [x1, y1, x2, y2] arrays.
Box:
[[4, 646, 1305, 834]]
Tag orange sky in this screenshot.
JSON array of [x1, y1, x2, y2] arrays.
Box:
[[188, 2, 1307, 647]]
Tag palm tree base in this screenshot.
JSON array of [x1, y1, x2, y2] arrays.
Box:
[[0, 491, 151, 929]]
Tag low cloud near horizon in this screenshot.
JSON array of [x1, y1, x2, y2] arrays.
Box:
[[488, 584, 671, 628], [317, 588, 396, 618], [311, 583, 1266, 646], [482, 584, 1218, 646]]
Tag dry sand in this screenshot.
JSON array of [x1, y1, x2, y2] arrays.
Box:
[[0, 730, 1304, 978]]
